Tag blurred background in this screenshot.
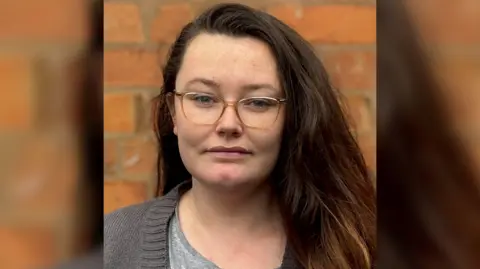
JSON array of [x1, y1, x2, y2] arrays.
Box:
[[103, 0, 377, 214], [0, 0, 101, 268], [0, 0, 479, 268], [405, 0, 480, 158], [377, 1, 480, 268]]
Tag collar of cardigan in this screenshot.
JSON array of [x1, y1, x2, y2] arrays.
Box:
[[138, 180, 300, 269]]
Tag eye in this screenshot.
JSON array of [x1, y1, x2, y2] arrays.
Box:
[[195, 95, 213, 104], [184, 93, 220, 108], [243, 98, 276, 108], [187, 94, 216, 104]]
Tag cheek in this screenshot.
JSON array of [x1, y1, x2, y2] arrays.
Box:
[[175, 116, 210, 152], [265, 114, 285, 156], [176, 122, 201, 170], [251, 123, 284, 158]]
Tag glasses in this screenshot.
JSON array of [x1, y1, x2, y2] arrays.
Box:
[[167, 90, 286, 129]]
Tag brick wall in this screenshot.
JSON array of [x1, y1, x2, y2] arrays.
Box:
[[0, 0, 88, 268], [104, 0, 377, 214]]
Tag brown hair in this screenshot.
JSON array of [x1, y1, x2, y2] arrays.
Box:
[[377, 1, 480, 268], [153, 3, 376, 268]]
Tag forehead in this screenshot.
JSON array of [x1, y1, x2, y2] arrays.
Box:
[[176, 33, 280, 92]]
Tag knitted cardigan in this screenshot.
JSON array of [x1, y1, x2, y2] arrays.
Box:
[[104, 181, 301, 269]]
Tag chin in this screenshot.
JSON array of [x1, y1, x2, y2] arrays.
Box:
[[208, 172, 250, 185], [197, 166, 256, 188]]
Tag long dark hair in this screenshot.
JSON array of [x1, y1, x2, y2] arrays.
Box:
[[377, 1, 480, 268], [153, 3, 376, 268]]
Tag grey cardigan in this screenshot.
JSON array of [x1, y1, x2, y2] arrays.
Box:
[[104, 181, 301, 269]]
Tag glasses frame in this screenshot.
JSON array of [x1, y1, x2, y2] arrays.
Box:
[[168, 90, 287, 129]]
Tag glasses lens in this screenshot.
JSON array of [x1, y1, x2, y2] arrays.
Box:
[[238, 97, 280, 128], [182, 93, 223, 124]]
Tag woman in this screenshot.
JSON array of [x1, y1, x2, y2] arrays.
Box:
[[377, 0, 480, 268], [105, 3, 376, 269]]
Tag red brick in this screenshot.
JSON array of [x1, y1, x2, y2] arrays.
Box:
[[268, 5, 376, 44], [135, 91, 158, 132], [104, 49, 162, 87], [157, 45, 170, 68], [3, 136, 79, 218], [357, 132, 376, 170], [0, 0, 87, 42], [0, 56, 33, 131], [345, 95, 373, 134], [104, 2, 144, 43], [104, 139, 118, 175], [322, 50, 376, 91], [150, 4, 194, 43], [104, 181, 147, 214], [104, 93, 137, 134], [121, 136, 157, 175], [0, 226, 56, 269]]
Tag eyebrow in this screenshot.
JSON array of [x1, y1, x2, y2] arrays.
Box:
[[184, 77, 280, 94], [185, 78, 220, 89]]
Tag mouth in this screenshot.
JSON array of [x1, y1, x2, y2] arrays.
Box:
[[206, 146, 252, 157]]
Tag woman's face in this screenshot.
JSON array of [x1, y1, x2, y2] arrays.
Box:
[[171, 33, 285, 189]]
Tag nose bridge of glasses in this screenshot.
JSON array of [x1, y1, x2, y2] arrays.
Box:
[[224, 100, 237, 107], [222, 100, 240, 115], [218, 100, 242, 122]]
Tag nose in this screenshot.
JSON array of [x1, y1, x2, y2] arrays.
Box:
[[215, 104, 243, 138]]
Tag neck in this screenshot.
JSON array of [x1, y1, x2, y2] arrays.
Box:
[[180, 178, 283, 234]]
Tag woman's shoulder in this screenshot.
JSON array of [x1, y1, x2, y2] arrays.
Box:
[[105, 183, 184, 237], [105, 199, 155, 232], [104, 199, 156, 250], [104, 195, 176, 236], [104, 195, 178, 268]]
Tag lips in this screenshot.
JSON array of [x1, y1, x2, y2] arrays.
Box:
[[206, 146, 252, 154]]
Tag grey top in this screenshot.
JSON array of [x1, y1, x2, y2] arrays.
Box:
[[169, 206, 282, 269], [104, 181, 300, 269], [169, 206, 220, 269]]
